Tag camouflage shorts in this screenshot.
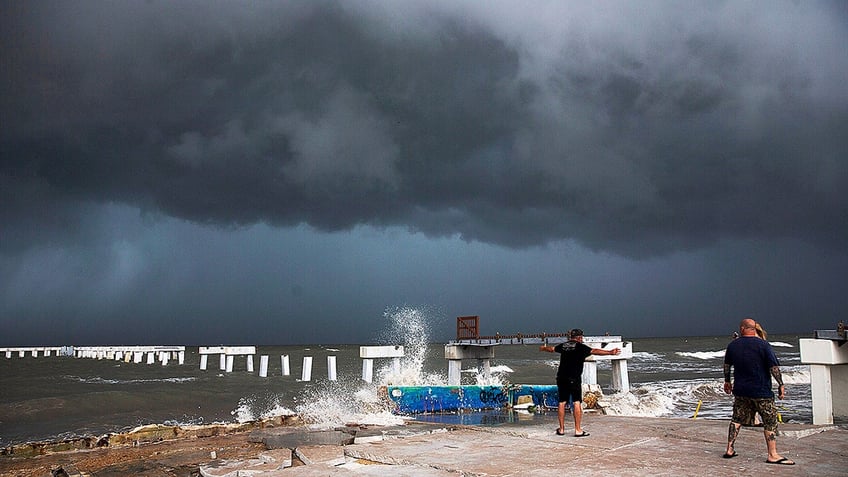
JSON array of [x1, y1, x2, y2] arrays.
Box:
[[732, 396, 778, 432]]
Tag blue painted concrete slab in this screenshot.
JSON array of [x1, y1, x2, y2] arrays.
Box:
[[385, 384, 559, 414]]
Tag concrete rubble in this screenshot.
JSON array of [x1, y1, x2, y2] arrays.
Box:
[[198, 415, 846, 477]]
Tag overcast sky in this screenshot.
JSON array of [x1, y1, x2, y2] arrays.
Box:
[[2, 1, 846, 346]]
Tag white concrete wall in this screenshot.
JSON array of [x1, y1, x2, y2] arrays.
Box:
[[800, 338, 848, 425]]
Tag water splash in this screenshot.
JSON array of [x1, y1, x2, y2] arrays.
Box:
[[293, 306, 445, 428], [231, 393, 296, 423], [295, 378, 406, 428], [376, 306, 447, 386]]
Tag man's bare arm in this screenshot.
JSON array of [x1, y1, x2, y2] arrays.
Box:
[[771, 365, 785, 399], [770, 366, 783, 386]]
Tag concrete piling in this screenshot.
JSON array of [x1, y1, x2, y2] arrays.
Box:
[[359, 346, 405, 383], [259, 355, 269, 377], [362, 359, 374, 383], [301, 356, 313, 381], [281, 355, 290, 376], [327, 356, 337, 381]]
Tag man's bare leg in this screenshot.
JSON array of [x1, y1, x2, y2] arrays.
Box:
[[573, 401, 584, 435], [764, 430, 794, 464], [557, 402, 566, 434], [725, 422, 741, 456]]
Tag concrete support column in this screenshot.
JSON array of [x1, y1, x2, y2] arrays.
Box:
[[259, 355, 269, 377], [611, 359, 630, 392], [359, 346, 405, 382], [448, 360, 462, 386], [582, 361, 598, 385], [219, 354, 227, 370], [810, 364, 834, 425], [226, 355, 234, 373], [301, 356, 313, 382], [444, 344, 495, 386], [246, 355, 254, 373], [200, 354, 208, 370], [362, 359, 374, 383], [281, 355, 290, 376], [328, 356, 337, 381], [178, 351, 185, 365], [146, 352, 155, 364]]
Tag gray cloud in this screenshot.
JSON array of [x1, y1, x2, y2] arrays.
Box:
[[2, 1, 847, 258]]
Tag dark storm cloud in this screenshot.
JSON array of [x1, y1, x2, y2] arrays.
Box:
[[2, 1, 847, 257]]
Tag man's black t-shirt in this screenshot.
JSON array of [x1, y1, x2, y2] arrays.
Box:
[[554, 340, 593, 380]]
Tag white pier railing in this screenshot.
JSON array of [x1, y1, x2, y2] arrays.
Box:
[[74, 346, 186, 365], [0, 346, 72, 358]]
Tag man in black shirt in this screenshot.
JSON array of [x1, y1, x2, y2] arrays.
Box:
[[540, 329, 621, 437]]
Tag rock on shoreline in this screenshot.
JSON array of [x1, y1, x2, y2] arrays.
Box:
[[1, 415, 303, 459], [0, 415, 310, 476]]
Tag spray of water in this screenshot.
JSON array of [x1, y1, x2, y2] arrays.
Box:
[[295, 377, 407, 428], [295, 306, 446, 428], [232, 393, 296, 424], [375, 306, 447, 386]]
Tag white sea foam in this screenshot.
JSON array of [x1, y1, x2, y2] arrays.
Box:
[[461, 365, 514, 375], [607, 381, 717, 418], [458, 365, 514, 386], [783, 366, 810, 385], [69, 376, 196, 385], [770, 341, 793, 348], [675, 350, 725, 360], [602, 389, 676, 417], [295, 381, 407, 429], [231, 395, 297, 424], [631, 351, 663, 361]]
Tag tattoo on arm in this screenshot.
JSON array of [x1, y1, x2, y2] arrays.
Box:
[[770, 366, 783, 386], [723, 364, 731, 382]]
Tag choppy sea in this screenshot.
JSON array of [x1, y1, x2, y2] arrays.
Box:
[[0, 310, 813, 447]]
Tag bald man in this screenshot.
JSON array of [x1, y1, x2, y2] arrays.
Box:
[[722, 317, 794, 465]]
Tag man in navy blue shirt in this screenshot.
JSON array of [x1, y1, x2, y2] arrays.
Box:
[[540, 329, 620, 437], [723, 317, 794, 465]]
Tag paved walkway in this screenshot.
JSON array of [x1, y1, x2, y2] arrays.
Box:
[[211, 414, 846, 476]]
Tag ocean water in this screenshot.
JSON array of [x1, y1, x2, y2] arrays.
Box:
[[0, 309, 813, 447]]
